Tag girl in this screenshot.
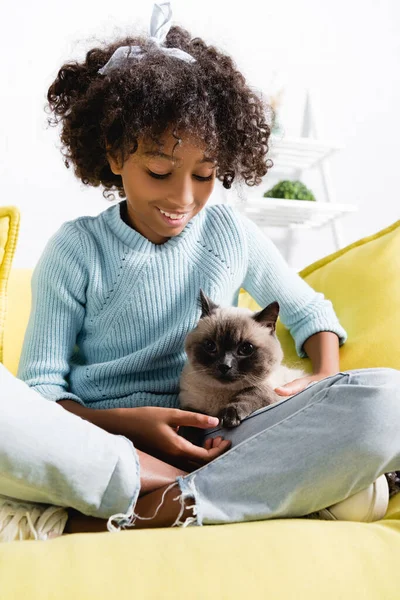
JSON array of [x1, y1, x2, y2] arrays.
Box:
[[1, 2, 399, 540]]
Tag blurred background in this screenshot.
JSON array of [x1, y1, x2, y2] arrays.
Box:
[[2, 0, 399, 269]]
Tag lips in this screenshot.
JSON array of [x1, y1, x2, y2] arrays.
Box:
[[159, 208, 187, 218], [156, 207, 189, 227]]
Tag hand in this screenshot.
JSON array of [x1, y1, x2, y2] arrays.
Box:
[[116, 406, 231, 466], [172, 435, 231, 473], [274, 372, 337, 397]]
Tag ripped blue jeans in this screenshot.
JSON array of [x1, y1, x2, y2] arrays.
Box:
[[172, 368, 400, 526], [1, 365, 400, 528]]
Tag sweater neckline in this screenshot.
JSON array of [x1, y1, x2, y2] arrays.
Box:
[[104, 201, 203, 253]]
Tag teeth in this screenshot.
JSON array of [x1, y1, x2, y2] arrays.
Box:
[[159, 209, 186, 220]]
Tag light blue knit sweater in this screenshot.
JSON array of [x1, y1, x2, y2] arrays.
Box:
[[18, 202, 347, 409]]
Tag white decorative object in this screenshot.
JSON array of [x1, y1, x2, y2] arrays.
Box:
[[226, 90, 357, 267]]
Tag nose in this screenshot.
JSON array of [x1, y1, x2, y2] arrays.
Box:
[[168, 175, 195, 211], [218, 364, 232, 375]]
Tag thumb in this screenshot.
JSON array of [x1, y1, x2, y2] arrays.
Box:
[[275, 381, 302, 396], [170, 409, 219, 429]]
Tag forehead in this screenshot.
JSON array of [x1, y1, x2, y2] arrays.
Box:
[[138, 134, 216, 165], [214, 319, 250, 346], [202, 315, 265, 347]]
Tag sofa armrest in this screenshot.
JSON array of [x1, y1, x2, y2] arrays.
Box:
[[4, 269, 32, 376]]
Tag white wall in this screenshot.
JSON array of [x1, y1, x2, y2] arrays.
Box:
[[2, 0, 399, 269]]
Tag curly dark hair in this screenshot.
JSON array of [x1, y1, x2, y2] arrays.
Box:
[[46, 26, 274, 199]]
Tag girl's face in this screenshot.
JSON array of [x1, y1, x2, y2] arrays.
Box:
[[107, 131, 217, 244]]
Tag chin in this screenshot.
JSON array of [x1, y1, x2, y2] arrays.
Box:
[[167, 225, 186, 235], [214, 374, 240, 387], [159, 221, 187, 234]]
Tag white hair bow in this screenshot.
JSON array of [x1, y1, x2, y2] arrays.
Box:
[[98, 2, 196, 75]]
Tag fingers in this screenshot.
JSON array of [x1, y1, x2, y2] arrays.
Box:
[[169, 409, 220, 430], [203, 436, 224, 450], [177, 435, 231, 462], [274, 387, 294, 396], [275, 376, 313, 396], [175, 438, 231, 472], [206, 439, 231, 459], [203, 437, 213, 450]]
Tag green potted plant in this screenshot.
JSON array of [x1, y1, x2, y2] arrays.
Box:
[[264, 180, 316, 201]]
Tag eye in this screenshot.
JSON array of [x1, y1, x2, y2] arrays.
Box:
[[237, 342, 254, 356], [194, 175, 213, 182], [203, 339, 217, 353], [147, 170, 170, 179], [147, 170, 213, 182]]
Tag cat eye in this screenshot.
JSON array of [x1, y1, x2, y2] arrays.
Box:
[[237, 342, 254, 356], [203, 339, 217, 353]]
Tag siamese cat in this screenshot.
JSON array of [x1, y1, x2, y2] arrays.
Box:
[[179, 290, 306, 428], [179, 290, 400, 494]]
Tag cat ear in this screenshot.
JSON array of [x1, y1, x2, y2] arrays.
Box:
[[252, 301, 280, 332], [199, 289, 219, 318]]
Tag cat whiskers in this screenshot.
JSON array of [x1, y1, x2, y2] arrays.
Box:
[[192, 367, 213, 375]]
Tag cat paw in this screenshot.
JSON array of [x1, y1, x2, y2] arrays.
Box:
[[219, 406, 242, 428]]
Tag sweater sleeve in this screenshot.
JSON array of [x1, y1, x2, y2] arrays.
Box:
[[17, 222, 88, 404], [237, 211, 347, 358]]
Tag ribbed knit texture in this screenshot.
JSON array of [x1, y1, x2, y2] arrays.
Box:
[[17, 202, 347, 409]]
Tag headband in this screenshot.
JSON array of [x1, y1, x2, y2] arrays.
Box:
[[98, 2, 196, 75]]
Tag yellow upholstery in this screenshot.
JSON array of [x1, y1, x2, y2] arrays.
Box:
[[1, 518, 400, 600], [1, 213, 400, 599], [0, 206, 20, 364], [239, 219, 400, 372], [3, 268, 31, 376]]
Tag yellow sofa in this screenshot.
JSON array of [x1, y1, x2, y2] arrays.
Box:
[[1, 206, 400, 600]]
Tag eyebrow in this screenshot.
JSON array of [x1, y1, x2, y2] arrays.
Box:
[[143, 151, 216, 164]]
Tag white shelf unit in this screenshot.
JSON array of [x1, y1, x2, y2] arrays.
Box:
[[268, 135, 341, 172], [227, 92, 358, 267], [240, 197, 357, 229]]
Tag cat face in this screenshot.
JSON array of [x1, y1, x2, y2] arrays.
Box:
[[184, 291, 283, 386]]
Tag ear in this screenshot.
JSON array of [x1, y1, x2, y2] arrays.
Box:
[[253, 301, 280, 332], [199, 289, 219, 318], [106, 144, 123, 175]]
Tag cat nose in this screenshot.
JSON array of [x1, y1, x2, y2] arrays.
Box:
[[218, 364, 232, 375]]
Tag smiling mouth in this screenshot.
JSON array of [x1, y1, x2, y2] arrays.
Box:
[[157, 207, 189, 226], [158, 208, 188, 219]]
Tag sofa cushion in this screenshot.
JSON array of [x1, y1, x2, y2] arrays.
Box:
[[1, 517, 400, 599], [0, 206, 20, 364], [239, 219, 400, 371]]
